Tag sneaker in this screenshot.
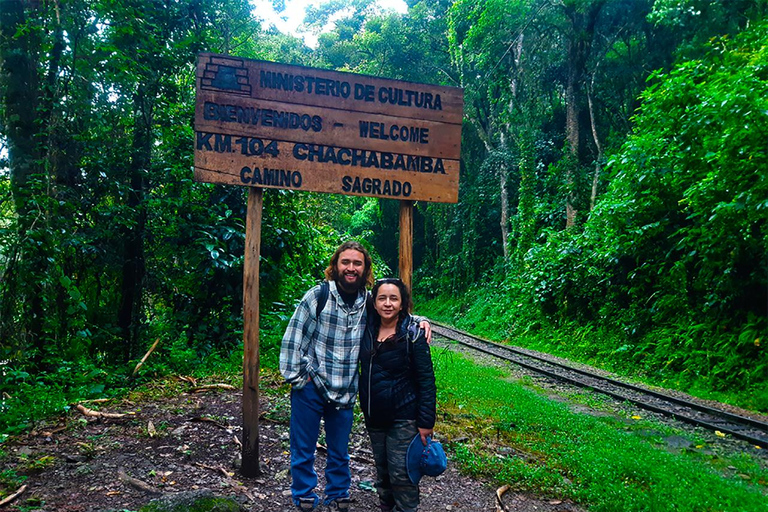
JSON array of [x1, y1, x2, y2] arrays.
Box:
[[325, 498, 350, 510], [297, 497, 317, 511]]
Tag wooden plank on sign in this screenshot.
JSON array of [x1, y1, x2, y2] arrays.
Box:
[[194, 137, 459, 203], [197, 54, 464, 125], [195, 91, 461, 159]]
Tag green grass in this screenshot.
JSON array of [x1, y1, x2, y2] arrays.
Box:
[[415, 292, 768, 414], [431, 349, 768, 511]]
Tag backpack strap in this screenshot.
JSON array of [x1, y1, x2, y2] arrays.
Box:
[[315, 281, 330, 319], [404, 317, 422, 361], [406, 319, 423, 343]]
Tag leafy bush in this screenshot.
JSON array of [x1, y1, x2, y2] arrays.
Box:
[[0, 361, 123, 435]]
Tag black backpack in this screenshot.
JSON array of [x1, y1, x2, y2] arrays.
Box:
[[315, 281, 330, 318]]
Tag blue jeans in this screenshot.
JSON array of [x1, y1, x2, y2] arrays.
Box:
[[290, 382, 354, 506]]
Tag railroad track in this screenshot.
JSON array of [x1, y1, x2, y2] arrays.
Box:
[[432, 322, 768, 449]]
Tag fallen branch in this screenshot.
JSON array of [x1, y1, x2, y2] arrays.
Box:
[[191, 383, 236, 392], [177, 375, 198, 385], [117, 468, 161, 494], [132, 338, 161, 377], [195, 462, 232, 478], [76, 404, 130, 419], [0, 484, 27, 507], [233, 435, 243, 449], [258, 412, 287, 424], [495, 484, 510, 512], [189, 416, 231, 430], [30, 421, 68, 437], [41, 424, 68, 437]]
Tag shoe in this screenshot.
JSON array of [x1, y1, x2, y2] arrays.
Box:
[[297, 497, 317, 510], [325, 497, 350, 510]]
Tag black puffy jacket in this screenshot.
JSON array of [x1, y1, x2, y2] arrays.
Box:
[[359, 312, 436, 430]]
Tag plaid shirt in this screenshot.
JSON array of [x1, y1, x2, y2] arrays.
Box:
[[279, 280, 367, 408]]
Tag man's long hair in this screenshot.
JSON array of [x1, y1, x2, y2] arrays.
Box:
[[324, 240, 374, 288]]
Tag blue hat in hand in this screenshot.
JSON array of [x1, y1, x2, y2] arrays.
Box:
[[406, 435, 447, 484]]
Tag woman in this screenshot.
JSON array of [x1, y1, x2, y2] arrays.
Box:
[[359, 278, 437, 512]]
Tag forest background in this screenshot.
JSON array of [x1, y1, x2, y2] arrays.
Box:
[[1, 0, 767, 437]]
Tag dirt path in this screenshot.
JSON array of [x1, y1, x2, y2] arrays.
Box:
[[0, 375, 583, 512]]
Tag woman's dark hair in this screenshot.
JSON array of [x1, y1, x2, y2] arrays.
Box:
[[324, 240, 374, 288], [370, 278, 411, 324]]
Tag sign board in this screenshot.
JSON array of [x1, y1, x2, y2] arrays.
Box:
[[194, 53, 463, 203]]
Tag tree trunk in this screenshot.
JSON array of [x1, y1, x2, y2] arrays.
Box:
[[588, 77, 604, 211], [118, 84, 152, 361], [565, 29, 580, 229], [498, 134, 510, 261], [0, 0, 40, 200], [500, 171, 509, 260], [0, 0, 47, 359], [516, 130, 536, 258], [562, 0, 606, 228]]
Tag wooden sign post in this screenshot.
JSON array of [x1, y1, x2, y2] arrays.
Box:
[[193, 53, 463, 476], [399, 200, 414, 291], [240, 187, 262, 477]]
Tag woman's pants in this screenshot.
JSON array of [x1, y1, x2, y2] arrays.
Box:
[[367, 419, 420, 512]]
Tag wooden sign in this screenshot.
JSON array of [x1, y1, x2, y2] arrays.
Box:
[[194, 53, 463, 203], [193, 53, 464, 477]]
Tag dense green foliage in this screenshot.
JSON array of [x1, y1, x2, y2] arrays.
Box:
[[420, 13, 768, 410], [0, 0, 334, 434], [1, 0, 766, 439]]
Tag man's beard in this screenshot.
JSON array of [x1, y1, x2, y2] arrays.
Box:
[[336, 272, 365, 292]]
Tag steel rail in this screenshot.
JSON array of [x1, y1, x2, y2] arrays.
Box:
[[432, 322, 768, 448]]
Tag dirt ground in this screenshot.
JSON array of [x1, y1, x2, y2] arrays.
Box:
[[0, 371, 584, 512]]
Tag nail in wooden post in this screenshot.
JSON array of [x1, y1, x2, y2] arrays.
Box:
[[241, 187, 263, 477]]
